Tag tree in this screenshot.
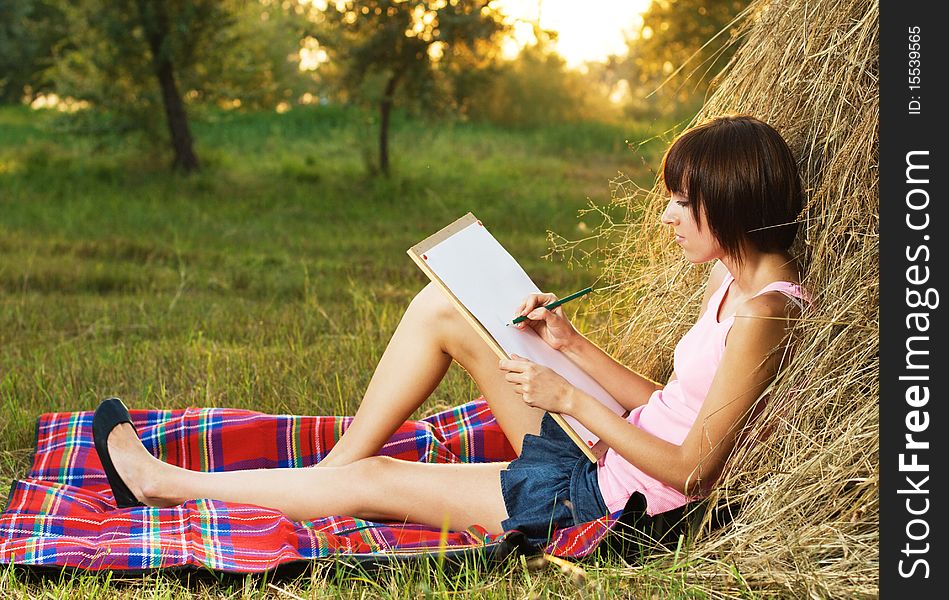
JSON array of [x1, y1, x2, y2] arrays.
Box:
[[50, 0, 223, 172], [0, 0, 67, 103], [620, 0, 749, 118], [463, 27, 619, 127], [316, 0, 507, 175], [135, 0, 200, 171], [50, 0, 311, 172]]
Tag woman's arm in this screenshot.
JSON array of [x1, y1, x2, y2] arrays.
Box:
[[558, 336, 661, 412], [511, 291, 659, 411], [500, 288, 795, 493], [566, 290, 795, 494], [557, 261, 730, 411]]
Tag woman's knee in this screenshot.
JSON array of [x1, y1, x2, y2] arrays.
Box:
[[409, 283, 456, 321], [408, 283, 483, 359], [345, 456, 402, 514], [353, 454, 398, 474], [408, 283, 469, 346]]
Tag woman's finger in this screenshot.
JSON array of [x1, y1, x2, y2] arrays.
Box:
[[516, 293, 557, 316], [518, 294, 541, 314], [525, 308, 558, 326], [499, 358, 528, 372], [532, 293, 557, 312]]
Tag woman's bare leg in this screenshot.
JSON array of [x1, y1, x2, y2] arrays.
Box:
[[107, 423, 510, 533], [319, 282, 544, 466]]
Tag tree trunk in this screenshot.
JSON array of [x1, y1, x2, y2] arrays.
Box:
[[378, 72, 401, 176], [154, 60, 199, 173], [136, 0, 199, 173]]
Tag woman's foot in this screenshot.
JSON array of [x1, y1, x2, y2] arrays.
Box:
[[105, 422, 179, 508]]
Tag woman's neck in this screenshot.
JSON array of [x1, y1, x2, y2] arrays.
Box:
[[719, 249, 799, 296]]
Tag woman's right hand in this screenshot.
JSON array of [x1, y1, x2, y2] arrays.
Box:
[[512, 292, 580, 351]]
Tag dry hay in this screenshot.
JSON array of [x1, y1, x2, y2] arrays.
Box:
[[571, 0, 879, 596]]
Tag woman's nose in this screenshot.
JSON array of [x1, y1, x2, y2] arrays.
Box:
[[661, 202, 677, 225]]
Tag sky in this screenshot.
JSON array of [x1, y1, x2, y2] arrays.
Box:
[[493, 0, 651, 67], [297, 1, 652, 73]]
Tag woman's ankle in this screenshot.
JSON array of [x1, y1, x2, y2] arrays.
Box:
[[140, 465, 189, 507]]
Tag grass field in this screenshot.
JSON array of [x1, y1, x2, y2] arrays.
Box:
[[0, 104, 717, 597]]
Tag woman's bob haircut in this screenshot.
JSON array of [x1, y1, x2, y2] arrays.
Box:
[[660, 115, 803, 262]]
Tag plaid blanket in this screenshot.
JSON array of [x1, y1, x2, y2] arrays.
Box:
[[0, 398, 620, 573]]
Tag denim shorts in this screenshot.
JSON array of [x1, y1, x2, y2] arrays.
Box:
[[499, 413, 610, 545]]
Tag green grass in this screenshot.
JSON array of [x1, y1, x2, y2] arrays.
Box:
[[0, 104, 722, 597], [0, 555, 722, 598]]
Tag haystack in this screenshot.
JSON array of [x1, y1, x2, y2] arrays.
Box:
[[576, 0, 878, 596]]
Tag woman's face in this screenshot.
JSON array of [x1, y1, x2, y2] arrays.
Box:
[[661, 192, 723, 264]]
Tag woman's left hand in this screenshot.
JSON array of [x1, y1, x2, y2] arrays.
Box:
[[498, 354, 575, 414]]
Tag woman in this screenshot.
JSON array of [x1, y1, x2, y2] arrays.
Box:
[[94, 115, 807, 545]]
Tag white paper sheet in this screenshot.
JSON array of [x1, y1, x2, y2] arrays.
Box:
[[422, 220, 625, 448]]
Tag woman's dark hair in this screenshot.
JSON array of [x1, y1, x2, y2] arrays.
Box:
[[660, 115, 803, 261]]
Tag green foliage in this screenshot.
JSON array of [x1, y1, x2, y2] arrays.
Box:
[[464, 43, 621, 127], [0, 0, 67, 103], [620, 0, 749, 119], [48, 0, 311, 137], [314, 0, 508, 173], [318, 0, 506, 104], [181, 1, 315, 110], [431, 23, 506, 117], [50, 0, 205, 135]]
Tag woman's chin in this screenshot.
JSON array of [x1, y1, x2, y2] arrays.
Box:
[[680, 251, 706, 264], [678, 246, 722, 264]]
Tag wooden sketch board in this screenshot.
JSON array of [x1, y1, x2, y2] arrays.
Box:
[[408, 213, 625, 462]]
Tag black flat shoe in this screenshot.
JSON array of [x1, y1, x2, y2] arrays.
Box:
[[92, 397, 144, 508]]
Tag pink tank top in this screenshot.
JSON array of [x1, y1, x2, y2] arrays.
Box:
[[596, 273, 808, 515]]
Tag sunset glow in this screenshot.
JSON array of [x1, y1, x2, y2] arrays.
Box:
[[494, 0, 651, 67], [298, 1, 651, 70]]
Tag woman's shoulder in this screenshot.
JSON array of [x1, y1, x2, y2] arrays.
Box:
[[735, 291, 800, 321], [738, 256, 805, 320], [736, 278, 805, 323]]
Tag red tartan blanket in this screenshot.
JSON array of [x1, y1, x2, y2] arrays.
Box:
[[0, 398, 620, 572]]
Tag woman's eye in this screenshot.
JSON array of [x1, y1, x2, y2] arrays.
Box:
[[676, 200, 689, 207]]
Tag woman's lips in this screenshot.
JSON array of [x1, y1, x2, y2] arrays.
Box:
[[675, 234, 685, 243]]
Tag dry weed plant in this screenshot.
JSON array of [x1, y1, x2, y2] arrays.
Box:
[[551, 0, 879, 596]]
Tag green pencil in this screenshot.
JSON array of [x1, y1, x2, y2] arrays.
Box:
[[510, 286, 594, 325]]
